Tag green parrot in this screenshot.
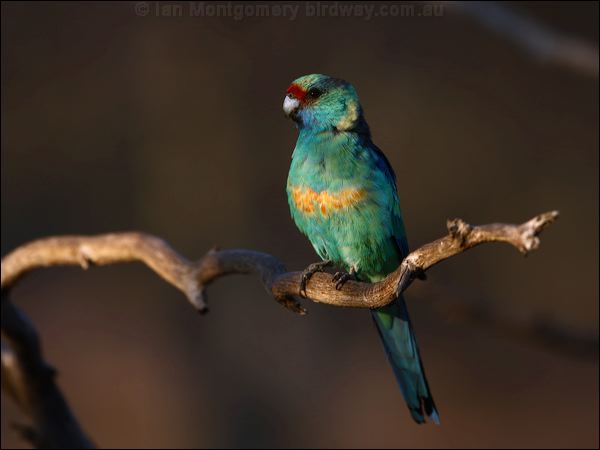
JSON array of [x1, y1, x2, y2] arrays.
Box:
[[284, 74, 439, 424]]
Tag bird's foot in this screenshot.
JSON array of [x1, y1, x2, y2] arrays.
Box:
[[299, 260, 332, 297], [332, 267, 357, 290]]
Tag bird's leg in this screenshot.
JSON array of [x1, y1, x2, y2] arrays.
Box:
[[332, 266, 357, 290], [299, 260, 332, 297]]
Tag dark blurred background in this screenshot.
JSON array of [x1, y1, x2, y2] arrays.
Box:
[[1, 1, 598, 448]]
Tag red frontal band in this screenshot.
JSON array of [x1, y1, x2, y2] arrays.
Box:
[[286, 84, 306, 102]]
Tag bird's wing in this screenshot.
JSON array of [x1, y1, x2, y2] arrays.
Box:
[[369, 142, 409, 258]]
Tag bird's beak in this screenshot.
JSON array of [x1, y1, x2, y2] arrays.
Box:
[[283, 93, 300, 118]]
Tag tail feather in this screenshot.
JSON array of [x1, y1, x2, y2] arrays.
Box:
[[371, 296, 439, 424]]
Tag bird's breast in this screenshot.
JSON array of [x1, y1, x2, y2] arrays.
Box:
[[289, 185, 366, 216]]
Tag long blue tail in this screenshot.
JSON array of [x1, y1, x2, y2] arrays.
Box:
[[371, 296, 439, 424]]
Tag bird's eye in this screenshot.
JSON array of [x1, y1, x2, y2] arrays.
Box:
[[308, 88, 323, 99]]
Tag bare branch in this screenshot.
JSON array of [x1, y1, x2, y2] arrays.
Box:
[[1, 211, 559, 313], [429, 294, 599, 361], [445, 1, 599, 77], [0, 211, 560, 447], [1, 293, 95, 449]]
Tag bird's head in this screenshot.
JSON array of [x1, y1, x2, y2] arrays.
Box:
[[283, 74, 367, 133]]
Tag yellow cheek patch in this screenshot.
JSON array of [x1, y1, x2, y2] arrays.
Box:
[[291, 186, 366, 216], [336, 100, 359, 131]]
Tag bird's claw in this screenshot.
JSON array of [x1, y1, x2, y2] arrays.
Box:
[[332, 269, 356, 290], [299, 260, 332, 297]]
